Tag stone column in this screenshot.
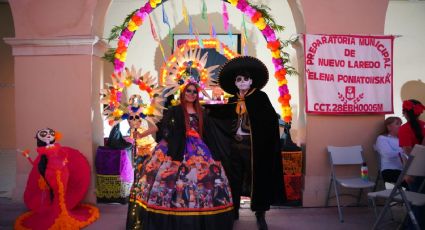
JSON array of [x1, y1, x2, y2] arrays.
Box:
[[5, 0, 111, 202]]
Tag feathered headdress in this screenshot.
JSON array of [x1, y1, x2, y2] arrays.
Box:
[[162, 45, 219, 99], [100, 66, 165, 126]]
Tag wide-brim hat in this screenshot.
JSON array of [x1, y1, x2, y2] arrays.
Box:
[[217, 56, 269, 95]]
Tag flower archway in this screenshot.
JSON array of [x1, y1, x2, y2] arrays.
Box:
[[107, 0, 293, 123]]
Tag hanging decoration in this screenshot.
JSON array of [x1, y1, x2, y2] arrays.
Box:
[[222, 2, 229, 32], [162, 3, 173, 47], [210, 24, 217, 38], [104, 0, 297, 124], [242, 14, 248, 39], [241, 15, 248, 55], [201, 0, 208, 20], [149, 15, 159, 41], [195, 31, 204, 48], [189, 16, 193, 35], [182, 0, 189, 25], [148, 15, 167, 62]]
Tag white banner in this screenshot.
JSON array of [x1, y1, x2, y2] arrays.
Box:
[[304, 34, 394, 114]]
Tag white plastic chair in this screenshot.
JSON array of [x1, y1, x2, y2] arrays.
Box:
[[325, 145, 375, 222], [368, 144, 407, 219], [371, 144, 425, 230]]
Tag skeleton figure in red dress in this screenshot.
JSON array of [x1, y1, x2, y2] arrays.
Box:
[[15, 128, 99, 230]]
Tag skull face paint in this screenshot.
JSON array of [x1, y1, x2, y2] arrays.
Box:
[[128, 94, 143, 130], [235, 75, 252, 91], [36, 128, 56, 146], [128, 114, 142, 129]]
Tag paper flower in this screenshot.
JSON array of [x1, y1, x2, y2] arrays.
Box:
[[267, 40, 280, 51], [244, 5, 256, 17], [254, 17, 266, 30], [131, 15, 143, 26], [271, 50, 281, 58], [275, 69, 287, 81], [236, 0, 248, 11], [251, 12, 262, 23], [228, 0, 238, 6]]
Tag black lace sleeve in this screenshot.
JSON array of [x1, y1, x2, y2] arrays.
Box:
[[161, 108, 173, 141], [160, 106, 185, 161]]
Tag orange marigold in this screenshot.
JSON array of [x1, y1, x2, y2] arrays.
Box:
[[267, 40, 280, 51], [251, 12, 262, 23]]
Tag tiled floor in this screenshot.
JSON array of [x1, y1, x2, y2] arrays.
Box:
[[1, 197, 403, 230]]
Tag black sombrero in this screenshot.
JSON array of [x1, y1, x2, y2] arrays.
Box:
[[217, 56, 269, 95]]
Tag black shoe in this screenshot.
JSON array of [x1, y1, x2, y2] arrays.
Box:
[[234, 209, 239, 220], [255, 211, 268, 230]]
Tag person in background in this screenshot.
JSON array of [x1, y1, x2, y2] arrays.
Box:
[[398, 99, 425, 229], [399, 99, 425, 154], [375, 116, 407, 187]]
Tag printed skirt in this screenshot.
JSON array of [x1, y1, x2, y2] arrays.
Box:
[[126, 136, 234, 230]]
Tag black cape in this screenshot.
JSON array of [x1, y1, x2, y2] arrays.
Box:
[[204, 89, 286, 210]]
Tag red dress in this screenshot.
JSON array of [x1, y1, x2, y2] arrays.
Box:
[[15, 143, 99, 230], [399, 120, 425, 147]]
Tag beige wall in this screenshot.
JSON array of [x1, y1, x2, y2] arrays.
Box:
[[13, 55, 95, 200], [385, 1, 425, 121], [0, 3, 16, 149]]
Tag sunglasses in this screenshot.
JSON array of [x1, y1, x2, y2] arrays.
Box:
[[235, 76, 250, 82], [129, 115, 140, 120], [185, 89, 198, 95]]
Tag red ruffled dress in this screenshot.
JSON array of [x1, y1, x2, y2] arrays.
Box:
[[15, 143, 99, 230]]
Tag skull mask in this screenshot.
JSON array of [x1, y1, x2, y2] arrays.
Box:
[[36, 128, 56, 147], [128, 114, 142, 129], [128, 95, 143, 130], [235, 75, 252, 91]]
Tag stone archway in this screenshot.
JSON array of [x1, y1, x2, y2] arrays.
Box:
[[108, 0, 294, 123]]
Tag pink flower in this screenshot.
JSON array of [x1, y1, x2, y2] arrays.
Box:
[[244, 5, 256, 17], [142, 3, 153, 14], [272, 58, 284, 69], [278, 85, 289, 95], [114, 60, 124, 72], [274, 64, 284, 71], [119, 37, 130, 47], [121, 28, 134, 40], [261, 25, 273, 36], [237, 0, 248, 11], [266, 34, 277, 42]]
